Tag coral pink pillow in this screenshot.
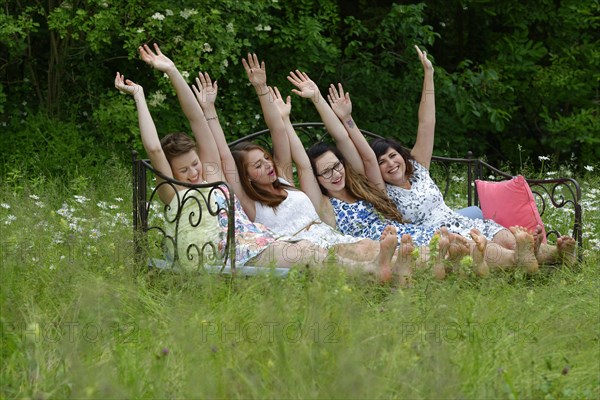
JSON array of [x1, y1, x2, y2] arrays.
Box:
[[475, 175, 546, 243]]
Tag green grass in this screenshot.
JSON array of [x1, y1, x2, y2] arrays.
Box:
[[1, 165, 599, 399]]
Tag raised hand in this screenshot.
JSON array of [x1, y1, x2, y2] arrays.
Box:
[[114, 72, 142, 97], [327, 83, 352, 120], [139, 43, 175, 73], [192, 71, 218, 108], [270, 86, 292, 119], [415, 45, 433, 73], [242, 53, 267, 89], [287, 70, 320, 102]]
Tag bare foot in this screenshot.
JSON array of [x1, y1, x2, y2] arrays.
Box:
[[447, 232, 470, 269], [557, 236, 577, 267], [469, 229, 490, 277], [531, 224, 546, 262], [430, 230, 449, 280], [378, 225, 398, 283], [395, 234, 415, 287], [510, 226, 539, 274]]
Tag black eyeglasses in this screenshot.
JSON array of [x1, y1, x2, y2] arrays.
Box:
[[317, 161, 343, 179]]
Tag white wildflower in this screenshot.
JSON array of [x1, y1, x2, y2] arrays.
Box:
[[1, 203, 10, 209], [165, 9, 173, 16], [255, 24, 263, 31], [202, 43, 213, 52], [451, 176, 464, 182], [226, 22, 234, 33], [255, 114, 261, 120], [152, 12, 165, 21], [584, 165, 594, 172], [174, 35, 183, 44], [182, 70, 190, 80], [5, 215, 16, 225], [29, 194, 40, 200], [546, 171, 557, 176], [148, 90, 167, 107], [74, 195, 89, 204], [222, 59, 229, 68], [136, 28, 145, 34], [52, 232, 64, 245], [49, 265, 56, 270], [538, 155, 550, 161], [109, 204, 119, 210], [35, 201, 45, 208], [97, 201, 108, 209], [263, 25, 272, 31], [114, 197, 123, 202], [57, 203, 74, 218], [180, 8, 198, 19], [90, 229, 102, 240]]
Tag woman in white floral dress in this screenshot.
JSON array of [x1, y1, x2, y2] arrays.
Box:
[[326, 45, 516, 249]]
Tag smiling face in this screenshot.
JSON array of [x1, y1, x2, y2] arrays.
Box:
[[314, 151, 346, 195], [170, 149, 203, 184], [245, 148, 277, 187], [377, 146, 408, 186]]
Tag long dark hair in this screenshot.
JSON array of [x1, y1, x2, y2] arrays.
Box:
[[231, 141, 294, 208], [370, 137, 415, 181], [307, 142, 405, 223]]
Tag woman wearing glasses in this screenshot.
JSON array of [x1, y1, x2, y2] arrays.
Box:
[[287, 49, 553, 273]]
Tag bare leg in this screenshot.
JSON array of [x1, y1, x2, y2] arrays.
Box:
[[331, 239, 382, 263], [533, 224, 577, 267], [491, 228, 516, 250]]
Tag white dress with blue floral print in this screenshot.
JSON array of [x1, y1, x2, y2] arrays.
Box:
[[386, 161, 504, 240], [329, 197, 436, 246]]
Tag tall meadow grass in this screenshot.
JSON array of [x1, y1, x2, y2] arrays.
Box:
[[1, 163, 598, 399]]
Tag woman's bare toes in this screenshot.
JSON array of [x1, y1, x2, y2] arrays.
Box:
[[469, 229, 490, 277], [510, 226, 539, 274], [557, 236, 577, 268]]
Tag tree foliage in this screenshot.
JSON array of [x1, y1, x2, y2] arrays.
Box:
[[1, 0, 598, 178]]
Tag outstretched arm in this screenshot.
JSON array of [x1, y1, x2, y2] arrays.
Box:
[[114, 73, 175, 204], [242, 53, 292, 175], [139, 43, 222, 183], [287, 70, 365, 175], [271, 87, 334, 224], [192, 71, 254, 216], [327, 83, 386, 191], [410, 45, 435, 169]]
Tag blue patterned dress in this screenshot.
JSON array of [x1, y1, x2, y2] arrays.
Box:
[[329, 197, 435, 246], [386, 161, 504, 240]]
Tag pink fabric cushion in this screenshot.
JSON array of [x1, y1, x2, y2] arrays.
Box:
[[475, 175, 546, 243]]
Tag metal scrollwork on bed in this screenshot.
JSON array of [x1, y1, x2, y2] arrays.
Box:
[[132, 152, 236, 273]]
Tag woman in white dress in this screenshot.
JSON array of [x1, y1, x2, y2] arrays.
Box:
[[190, 53, 429, 281]]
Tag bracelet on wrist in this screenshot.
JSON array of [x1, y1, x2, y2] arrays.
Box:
[[257, 91, 269, 97], [206, 116, 218, 121]]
